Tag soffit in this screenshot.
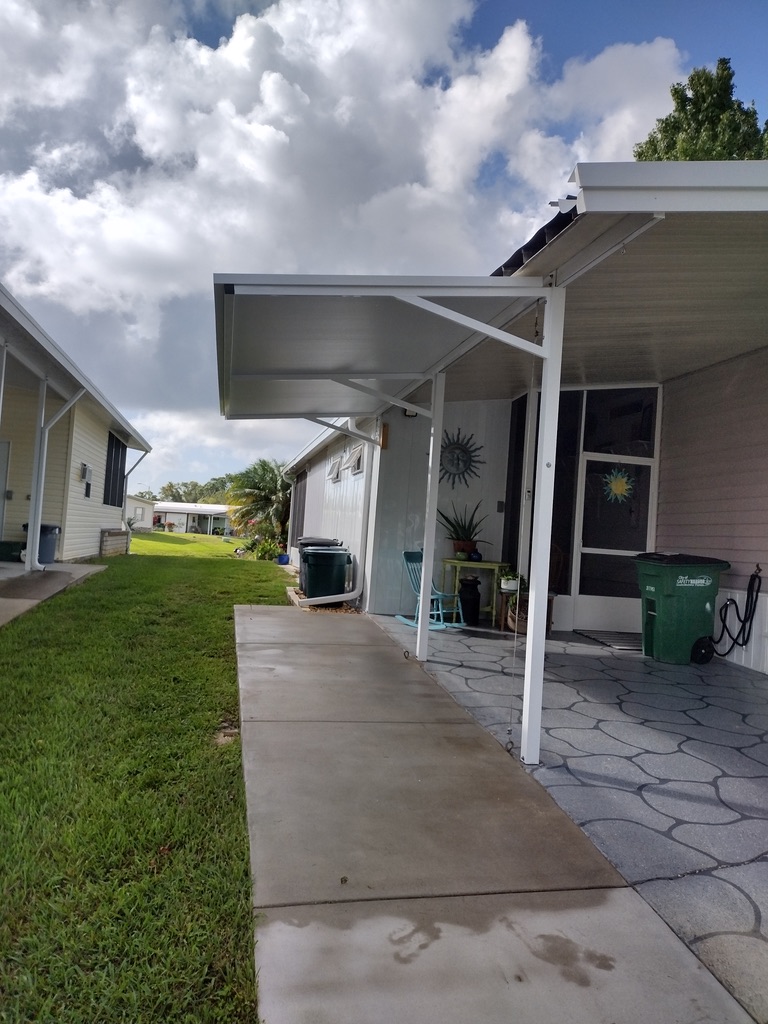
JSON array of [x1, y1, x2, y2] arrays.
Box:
[[443, 210, 768, 400]]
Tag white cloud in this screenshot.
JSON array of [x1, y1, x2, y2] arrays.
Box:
[[0, 0, 686, 483]]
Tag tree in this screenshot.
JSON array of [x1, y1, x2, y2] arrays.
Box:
[[158, 481, 204, 502], [227, 459, 291, 543], [134, 488, 157, 501], [634, 58, 768, 161]]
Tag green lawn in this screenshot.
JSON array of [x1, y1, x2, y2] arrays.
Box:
[[0, 534, 290, 1023]]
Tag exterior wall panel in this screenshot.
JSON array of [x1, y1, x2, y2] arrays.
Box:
[[657, 348, 768, 587], [657, 349, 768, 672], [61, 405, 123, 561]]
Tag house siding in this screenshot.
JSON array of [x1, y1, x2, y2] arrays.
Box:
[[61, 405, 124, 561], [657, 349, 768, 673], [1, 386, 69, 551], [368, 399, 512, 616]]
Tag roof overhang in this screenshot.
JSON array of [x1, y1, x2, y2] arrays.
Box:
[[0, 283, 151, 452], [215, 162, 768, 425], [214, 275, 550, 422]]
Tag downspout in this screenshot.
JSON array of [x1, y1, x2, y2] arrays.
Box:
[[26, 383, 86, 572], [123, 450, 149, 529], [296, 429, 377, 608]]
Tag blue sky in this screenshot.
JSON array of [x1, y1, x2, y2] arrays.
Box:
[[466, 0, 767, 109], [0, 1, 765, 491]]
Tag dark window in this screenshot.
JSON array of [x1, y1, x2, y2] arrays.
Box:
[[103, 432, 127, 507], [583, 387, 656, 457]]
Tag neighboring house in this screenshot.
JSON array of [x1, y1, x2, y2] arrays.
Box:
[[126, 494, 155, 532], [0, 283, 151, 567], [153, 502, 232, 535], [215, 161, 768, 762]]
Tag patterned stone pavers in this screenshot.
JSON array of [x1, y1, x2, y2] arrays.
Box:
[[372, 616, 768, 1023]]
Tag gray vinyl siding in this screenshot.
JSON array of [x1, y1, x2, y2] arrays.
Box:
[[657, 347, 768, 590]]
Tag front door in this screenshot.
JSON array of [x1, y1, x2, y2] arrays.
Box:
[[573, 456, 653, 630], [571, 388, 658, 631]]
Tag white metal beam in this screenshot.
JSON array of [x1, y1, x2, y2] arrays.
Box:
[[393, 293, 546, 360], [304, 416, 380, 445], [329, 377, 430, 418], [416, 372, 445, 662], [520, 288, 566, 765]]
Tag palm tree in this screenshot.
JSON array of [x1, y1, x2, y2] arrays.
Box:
[[228, 459, 291, 542]]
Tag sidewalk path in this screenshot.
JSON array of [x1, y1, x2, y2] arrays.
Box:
[[236, 607, 754, 1023]]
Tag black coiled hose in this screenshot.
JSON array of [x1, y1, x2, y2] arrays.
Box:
[[711, 564, 762, 657]]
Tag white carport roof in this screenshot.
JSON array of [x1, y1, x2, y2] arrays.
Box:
[[213, 161, 768, 765], [215, 162, 768, 424]]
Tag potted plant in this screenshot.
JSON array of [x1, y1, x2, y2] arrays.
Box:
[[500, 569, 528, 593], [437, 501, 488, 558]]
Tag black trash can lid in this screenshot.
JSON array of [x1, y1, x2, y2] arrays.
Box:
[[635, 552, 730, 567], [298, 537, 341, 546]]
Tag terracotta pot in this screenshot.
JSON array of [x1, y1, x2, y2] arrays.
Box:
[[452, 540, 476, 554]]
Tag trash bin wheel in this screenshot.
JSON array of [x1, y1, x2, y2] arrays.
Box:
[[691, 636, 715, 664]]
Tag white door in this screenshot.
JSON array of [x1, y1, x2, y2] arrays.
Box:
[[573, 454, 653, 630]]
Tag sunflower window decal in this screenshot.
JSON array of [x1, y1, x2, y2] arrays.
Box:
[[602, 466, 634, 503], [440, 428, 485, 489]]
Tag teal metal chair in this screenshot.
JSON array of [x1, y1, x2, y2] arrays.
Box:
[[396, 550, 464, 629]]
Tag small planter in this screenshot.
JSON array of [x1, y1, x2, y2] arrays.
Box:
[[500, 578, 519, 593]]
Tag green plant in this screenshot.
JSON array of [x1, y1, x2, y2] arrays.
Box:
[[255, 538, 281, 560], [436, 500, 488, 543], [500, 568, 528, 590]]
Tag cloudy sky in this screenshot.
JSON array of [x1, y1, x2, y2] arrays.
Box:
[[1, 0, 765, 492]]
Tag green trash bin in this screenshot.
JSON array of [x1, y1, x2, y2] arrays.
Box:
[[634, 553, 731, 665], [301, 547, 351, 599]]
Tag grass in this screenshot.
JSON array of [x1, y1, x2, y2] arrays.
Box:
[[0, 533, 291, 1023]]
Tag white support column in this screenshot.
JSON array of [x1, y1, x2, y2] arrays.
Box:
[[520, 288, 566, 765], [0, 342, 7, 427], [26, 379, 48, 571], [416, 371, 446, 662]]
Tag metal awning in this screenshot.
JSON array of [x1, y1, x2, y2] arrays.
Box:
[[213, 161, 768, 766], [214, 275, 551, 421]]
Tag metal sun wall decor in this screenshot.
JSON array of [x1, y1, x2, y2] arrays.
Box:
[[440, 427, 485, 489], [602, 466, 635, 503]]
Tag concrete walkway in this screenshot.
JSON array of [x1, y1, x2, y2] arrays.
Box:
[[236, 606, 754, 1023], [0, 560, 106, 626], [374, 615, 768, 1024]]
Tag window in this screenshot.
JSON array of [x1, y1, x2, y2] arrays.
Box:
[[133, 507, 145, 521], [103, 432, 127, 507], [327, 457, 341, 483], [342, 444, 364, 474]]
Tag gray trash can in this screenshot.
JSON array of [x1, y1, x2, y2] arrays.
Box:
[[22, 522, 61, 564], [297, 536, 342, 593]]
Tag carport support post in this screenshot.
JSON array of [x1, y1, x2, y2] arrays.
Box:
[[416, 371, 445, 662], [520, 287, 565, 765]]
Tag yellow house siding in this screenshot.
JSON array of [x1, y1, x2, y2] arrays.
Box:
[[0, 386, 69, 548], [61, 404, 124, 561]]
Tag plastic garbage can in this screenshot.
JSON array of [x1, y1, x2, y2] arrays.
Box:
[[634, 552, 731, 664], [301, 547, 351, 599], [297, 536, 342, 593], [22, 523, 61, 564]]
